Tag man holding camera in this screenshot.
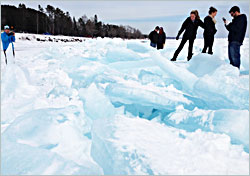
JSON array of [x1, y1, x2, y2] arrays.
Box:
[[1, 25, 15, 64], [223, 6, 247, 69]]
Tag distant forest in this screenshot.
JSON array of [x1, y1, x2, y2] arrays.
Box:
[[1, 4, 145, 39]]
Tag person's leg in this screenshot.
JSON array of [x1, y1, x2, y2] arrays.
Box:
[[229, 42, 241, 69], [187, 39, 194, 61], [150, 42, 157, 48], [208, 36, 214, 55], [231, 42, 240, 69], [157, 43, 162, 50], [159, 43, 164, 49], [235, 44, 241, 69], [171, 38, 187, 61], [228, 42, 233, 65], [202, 36, 208, 53]]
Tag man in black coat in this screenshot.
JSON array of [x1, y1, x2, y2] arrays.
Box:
[[224, 6, 247, 69], [202, 7, 217, 55], [171, 10, 204, 61], [149, 26, 160, 48]]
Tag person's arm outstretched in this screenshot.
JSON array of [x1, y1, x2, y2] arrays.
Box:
[[198, 19, 205, 29], [176, 18, 188, 39]]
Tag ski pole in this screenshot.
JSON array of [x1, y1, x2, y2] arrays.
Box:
[[11, 42, 15, 58], [10, 26, 15, 58], [3, 50, 7, 64]]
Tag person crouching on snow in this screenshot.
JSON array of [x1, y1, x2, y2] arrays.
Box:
[[149, 26, 159, 48], [1, 25, 15, 64], [202, 7, 217, 55]]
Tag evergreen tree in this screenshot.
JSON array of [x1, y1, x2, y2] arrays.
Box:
[[1, 4, 144, 39]]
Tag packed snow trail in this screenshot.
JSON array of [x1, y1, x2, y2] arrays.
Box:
[[1, 33, 249, 175]]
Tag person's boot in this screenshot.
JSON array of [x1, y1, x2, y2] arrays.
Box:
[[208, 50, 213, 55], [171, 58, 176, 61], [171, 53, 178, 61], [187, 53, 193, 61], [201, 48, 206, 53]]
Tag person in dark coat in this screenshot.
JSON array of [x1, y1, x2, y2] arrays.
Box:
[[171, 10, 204, 61], [157, 27, 166, 50], [224, 6, 247, 69], [202, 7, 217, 55], [149, 26, 159, 48]]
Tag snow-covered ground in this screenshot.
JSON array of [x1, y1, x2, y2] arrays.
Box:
[[1, 33, 249, 175]]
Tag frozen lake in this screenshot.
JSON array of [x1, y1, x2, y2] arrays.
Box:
[[1, 33, 249, 174]]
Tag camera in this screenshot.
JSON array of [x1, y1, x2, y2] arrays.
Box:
[[222, 17, 226, 22], [7, 32, 14, 36]]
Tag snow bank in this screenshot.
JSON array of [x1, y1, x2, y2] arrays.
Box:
[[105, 80, 192, 110], [1, 64, 38, 124], [2, 106, 102, 174], [188, 53, 227, 77], [91, 115, 249, 175], [1, 33, 249, 174], [194, 64, 248, 109], [166, 106, 249, 151], [2, 140, 97, 175], [79, 83, 116, 120], [151, 51, 198, 91]]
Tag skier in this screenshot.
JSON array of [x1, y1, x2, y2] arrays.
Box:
[[223, 6, 247, 69], [149, 26, 159, 48], [157, 27, 166, 50], [171, 10, 204, 61], [1, 25, 15, 64], [202, 7, 217, 55]]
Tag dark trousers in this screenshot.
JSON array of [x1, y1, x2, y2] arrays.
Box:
[[228, 41, 241, 69], [202, 35, 214, 54], [173, 37, 195, 61], [150, 42, 157, 48], [157, 43, 164, 50]]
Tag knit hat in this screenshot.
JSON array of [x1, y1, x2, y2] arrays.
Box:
[[4, 25, 10, 30]]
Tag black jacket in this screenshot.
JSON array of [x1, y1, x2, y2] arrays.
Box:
[[149, 30, 158, 43], [157, 32, 166, 44], [204, 16, 217, 36], [225, 14, 247, 44], [177, 17, 204, 39]]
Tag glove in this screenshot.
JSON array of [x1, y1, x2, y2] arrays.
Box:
[[176, 36, 179, 40]]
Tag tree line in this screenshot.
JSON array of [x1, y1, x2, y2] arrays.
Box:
[[1, 4, 145, 39]]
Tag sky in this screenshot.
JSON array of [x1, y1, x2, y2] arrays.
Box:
[[1, 1, 249, 38]]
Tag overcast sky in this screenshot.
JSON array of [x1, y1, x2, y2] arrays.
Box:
[[1, 1, 249, 38]]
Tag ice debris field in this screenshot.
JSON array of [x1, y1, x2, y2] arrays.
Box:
[[1, 33, 249, 175]]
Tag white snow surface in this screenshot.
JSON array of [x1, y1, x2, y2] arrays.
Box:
[[1, 33, 249, 175]]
